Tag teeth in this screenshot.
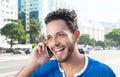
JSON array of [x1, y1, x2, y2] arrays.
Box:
[[55, 48, 63, 52]]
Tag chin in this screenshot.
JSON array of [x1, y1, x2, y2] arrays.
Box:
[[56, 56, 70, 63]]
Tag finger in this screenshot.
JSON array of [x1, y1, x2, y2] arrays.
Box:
[[32, 45, 41, 55], [37, 45, 42, 54], [38, 42, 46, 53]]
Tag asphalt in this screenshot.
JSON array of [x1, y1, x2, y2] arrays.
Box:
[[0, 53, 29, 62], [0, 50, 120, 77]]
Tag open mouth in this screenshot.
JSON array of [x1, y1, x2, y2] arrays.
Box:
[[55, 48, 64, 52], [54, 47, 65, 55]]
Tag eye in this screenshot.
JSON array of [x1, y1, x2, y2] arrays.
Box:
[[58, 33, 65, 36], [47, 36, 52, 41], [57, 32, 66, 38]]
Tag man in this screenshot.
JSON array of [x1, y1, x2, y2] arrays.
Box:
[[16, 9, 116, 77]]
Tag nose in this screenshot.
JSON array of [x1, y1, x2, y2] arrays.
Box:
[[50, 37, 60, 47]]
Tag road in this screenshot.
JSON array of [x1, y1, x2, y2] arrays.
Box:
[[87, 50, 120, 77], [0, 50, 120, 77], [0, 54, 29, 77]]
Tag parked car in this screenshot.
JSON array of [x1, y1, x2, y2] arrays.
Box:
[[82, 47, 90, 54], [78, 48, 85, 54], [79, 48, 90, 54], [13, 49, 25, 54], [25, 49, 31, 54]]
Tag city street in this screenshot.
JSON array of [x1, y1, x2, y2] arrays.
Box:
[[0, 50, 120, 77], [0, 54, 29, 77], [87, 50, 120, 77]]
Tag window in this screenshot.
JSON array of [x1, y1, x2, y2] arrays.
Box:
[[11, 12, 13, 14], [1, 0, 4, 2], [6, 0, 9, 2], [6, 5, 8, 8]]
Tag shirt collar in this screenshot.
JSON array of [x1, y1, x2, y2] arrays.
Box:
[[58, 55, 88, 77]]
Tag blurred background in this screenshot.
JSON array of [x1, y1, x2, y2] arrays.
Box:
[[0, 0, 120, 77]]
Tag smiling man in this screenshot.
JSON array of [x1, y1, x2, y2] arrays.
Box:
[[16, 9, 116, 77]]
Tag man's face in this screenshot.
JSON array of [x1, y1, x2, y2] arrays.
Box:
[[46, 19, 76, 62]]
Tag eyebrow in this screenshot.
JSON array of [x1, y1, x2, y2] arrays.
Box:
[[56, 31, 65, 35], [46, 31, 65, 37]]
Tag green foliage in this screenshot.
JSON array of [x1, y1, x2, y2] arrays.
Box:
[[104, 39, 117, 47], [4, 19, 20, 23], [17, 23, 27, 43], [78, 34, 97, 48], [89, 38, 96, 46], [105, 28, 120, 48], [1, 23, 16, 39], [32, 43, 37, 48], [96, 40, 105, 48], [78, 34, 90, 45], [0, 19, 26, 48], [29, 18, 42, 43]]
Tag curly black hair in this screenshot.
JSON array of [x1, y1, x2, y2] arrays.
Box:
[[44, 8, 78, 33]]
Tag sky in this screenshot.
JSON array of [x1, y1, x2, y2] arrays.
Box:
[[66, 0, 120, 23]]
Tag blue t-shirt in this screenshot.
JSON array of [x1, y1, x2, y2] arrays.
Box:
[[31, 57, 116, 77]]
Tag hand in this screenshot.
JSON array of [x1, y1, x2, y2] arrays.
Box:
[[29, 42, 51, 67], [15, 43, 51, 77]]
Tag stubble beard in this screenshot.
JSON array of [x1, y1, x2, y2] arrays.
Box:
[[57, 41, 75, 63]]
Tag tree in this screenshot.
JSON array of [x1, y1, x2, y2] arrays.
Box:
[[0, 20, 26, 48], [78, 34, 90, 45], [89, 38, 96, 46], [105, 28, 120, 49], [29, 18, 42, 43], [96, 40, 105, 48], [104, 39, 117, 47]]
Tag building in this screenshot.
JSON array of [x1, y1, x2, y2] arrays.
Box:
[[18, 0, 76, 43], [105, 23, 120, 34], [42, 0, 76, 26], [18, 0, 42, 27], [18, 0, 76, 26], [0, 0, 18, 28], [100, 22, 120, 34], [19, 0, 105, 42], [0, 0, 18, 48], [78, 20, 105, 41]]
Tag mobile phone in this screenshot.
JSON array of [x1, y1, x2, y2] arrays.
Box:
[[46, 47, 53, 57]]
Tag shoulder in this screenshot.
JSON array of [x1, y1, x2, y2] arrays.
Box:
[[31, 59, 59, 77], [41, 58, 58, 67], [38, 58, 58, 70], [88, 57, 111, 70], [86, 57, 116, 76]]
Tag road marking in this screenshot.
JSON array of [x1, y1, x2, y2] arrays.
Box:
[[0, 71, 18, 77]]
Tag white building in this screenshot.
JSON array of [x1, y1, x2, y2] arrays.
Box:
[[78, 20, 105, 41], [104, 23, 120, 34], [42, 0, 77, 32], [0, 0, 18, 48]]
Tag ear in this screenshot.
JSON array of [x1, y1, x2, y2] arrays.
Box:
[[74, 29, 80, 42]]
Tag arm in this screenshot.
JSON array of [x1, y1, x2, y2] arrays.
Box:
[[15, 43, 51, 77], [15, 60, 39, 77]]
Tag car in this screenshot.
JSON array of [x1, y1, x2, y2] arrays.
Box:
[[25, 49, 31, 54], [79, 48, 90, 54], [78, 48, 85, 54], [83, 48, 90, 54], [13, 49, 25, 54]]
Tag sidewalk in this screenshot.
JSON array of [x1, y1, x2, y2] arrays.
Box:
[[0, 53, 29, 62]]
